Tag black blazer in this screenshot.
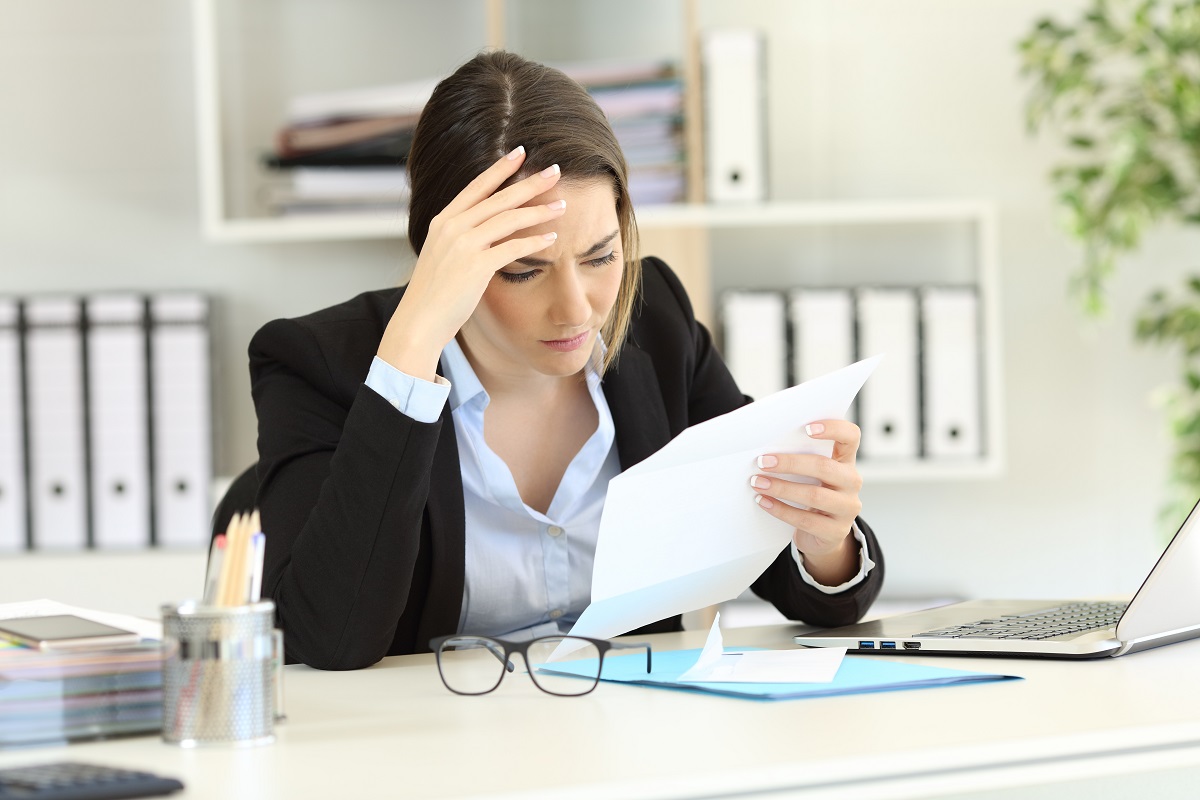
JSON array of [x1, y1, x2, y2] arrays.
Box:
[[249, 257, 884, 670]]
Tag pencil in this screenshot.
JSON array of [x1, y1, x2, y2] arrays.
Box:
[[216, 513, 245, 606], [231, 513, 253, 606], [211, 514, 234, 606]]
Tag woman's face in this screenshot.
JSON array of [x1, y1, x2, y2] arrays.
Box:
[[459, 178, 624, 383]]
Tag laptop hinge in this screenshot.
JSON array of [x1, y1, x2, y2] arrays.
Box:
[[1113, 623, 1200, 657]]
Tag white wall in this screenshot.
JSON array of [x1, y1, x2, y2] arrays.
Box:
[[1, 0, 1190, 616], [697, 0, 1192, 602]]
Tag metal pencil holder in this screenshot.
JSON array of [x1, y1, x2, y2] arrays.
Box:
[[161, 600, 281, 747]]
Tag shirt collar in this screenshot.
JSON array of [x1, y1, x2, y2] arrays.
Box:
[[442, 337, 486, 413]]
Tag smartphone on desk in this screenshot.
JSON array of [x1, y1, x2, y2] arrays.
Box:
[[0, 614, 140, 651]]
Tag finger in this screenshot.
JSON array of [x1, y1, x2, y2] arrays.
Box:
[[484, 231, 560, 271], [440, 145, 529, 219], [751, 496, 852, 544], [749, 476, 861, 521], [802, 419, 861, 462], [756, 453, 862, 492], [471, 198, 567, 250], [458, 163, 563, 232]]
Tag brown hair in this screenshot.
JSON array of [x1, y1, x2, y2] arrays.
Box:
[[406, 50, 640, 373]]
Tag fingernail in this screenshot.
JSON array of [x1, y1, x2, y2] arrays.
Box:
[[757, 455, 778, 469], [755, 494, 774, 509], [546, 199, 566, 210], [805, 423, 825, 436], [506, 145, 525, 160], [750, 475, 770, 490], [542, 232, 558, 241], [540, 164, 560, 178]]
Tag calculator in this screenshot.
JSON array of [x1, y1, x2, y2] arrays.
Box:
[[0, 762, 183, 798]]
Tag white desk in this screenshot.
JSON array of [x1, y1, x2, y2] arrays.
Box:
[[2, 625, 1198, 799]]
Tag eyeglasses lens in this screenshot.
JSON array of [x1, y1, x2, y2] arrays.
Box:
[[526, 636, 601, 696], [437, 637, 507, 695]]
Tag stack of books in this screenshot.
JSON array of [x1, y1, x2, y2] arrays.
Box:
[[567, 59, 686, 206], [0, 641, 165, 748], [261, 59, 686, 218], [261, 78, 436, 217]]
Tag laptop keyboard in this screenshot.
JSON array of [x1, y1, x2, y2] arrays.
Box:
[[916, 601, 1128, 640]]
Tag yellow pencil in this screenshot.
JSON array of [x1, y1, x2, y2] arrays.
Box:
[[217, 513, 245, 606]]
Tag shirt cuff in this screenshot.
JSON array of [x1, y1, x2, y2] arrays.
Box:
[[365, 356, 450, 424], [789, 522, 875, 594]]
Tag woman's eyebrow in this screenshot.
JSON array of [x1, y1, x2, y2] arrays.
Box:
[[515, 229, 619, 267]]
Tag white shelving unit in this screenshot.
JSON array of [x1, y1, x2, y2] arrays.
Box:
[[190, 0, 1004, 481]]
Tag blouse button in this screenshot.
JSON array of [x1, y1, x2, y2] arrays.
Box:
[[547, 525, 564, 537]]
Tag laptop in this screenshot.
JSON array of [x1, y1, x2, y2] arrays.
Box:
[[793, 497, 1200, 659]]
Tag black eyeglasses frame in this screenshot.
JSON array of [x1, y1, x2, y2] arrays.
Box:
[[428, 634, 653, 696]]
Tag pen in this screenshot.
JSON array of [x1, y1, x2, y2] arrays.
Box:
[[230, 513, 252, 606], [248, 532, 265, 602], [247, 508, 265, 603]]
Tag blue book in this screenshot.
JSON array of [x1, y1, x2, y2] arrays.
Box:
[[538, 648, 1021, 701]]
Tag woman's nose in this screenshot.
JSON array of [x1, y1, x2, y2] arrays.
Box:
[[549, 271, 591, 327]]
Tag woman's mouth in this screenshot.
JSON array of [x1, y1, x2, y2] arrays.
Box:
[[541, 332, 589, 352]]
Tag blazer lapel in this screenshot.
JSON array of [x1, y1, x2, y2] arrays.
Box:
[[603, 345, 673, 470]]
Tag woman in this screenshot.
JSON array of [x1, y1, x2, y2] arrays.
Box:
[[249, 51, 884, 670]]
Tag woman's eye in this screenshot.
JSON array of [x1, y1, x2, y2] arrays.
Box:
[[589, 252, 618, 267], [498, 270, 538, 284]]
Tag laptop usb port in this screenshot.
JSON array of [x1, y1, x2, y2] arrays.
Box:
[[858, 641, 875, 649], [880, 641, 897, 649], [903, 641, 922, 650]]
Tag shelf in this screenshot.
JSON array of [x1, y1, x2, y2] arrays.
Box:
[[191, 0, 1005, 483], [202, 213, 405, 244], [201, 199, 996, 243]]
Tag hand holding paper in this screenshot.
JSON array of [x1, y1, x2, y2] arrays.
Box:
[[565, 356, 881, 644], [750, 415, 866, 583]]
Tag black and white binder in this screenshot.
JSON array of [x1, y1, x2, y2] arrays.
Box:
[[789, 288, 856, 389], [920, 287, 982, 458], [701, 28, 767, 202], [87, 293, 152, 549], [149, 292, 212, 548], [855, 288, 920, 459], [720, 290, 788, 401], [0, 299, 26, 552], [24, 296, 88, 550]]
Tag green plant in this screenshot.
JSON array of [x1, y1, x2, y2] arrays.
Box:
[[1019, 0, 1200, 529]]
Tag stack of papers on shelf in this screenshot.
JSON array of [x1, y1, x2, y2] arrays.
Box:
[[262, 168, 410, 218], [262, 79, 430, 217], [261, 57, 689, 219], [0, 600, 164, 749], [565, 60, 686, 206]]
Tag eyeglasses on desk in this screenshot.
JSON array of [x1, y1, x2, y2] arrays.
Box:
[[429, 634, 652, 696]]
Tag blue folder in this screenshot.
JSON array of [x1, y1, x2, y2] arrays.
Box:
[[538, 648, 1021, 701]]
